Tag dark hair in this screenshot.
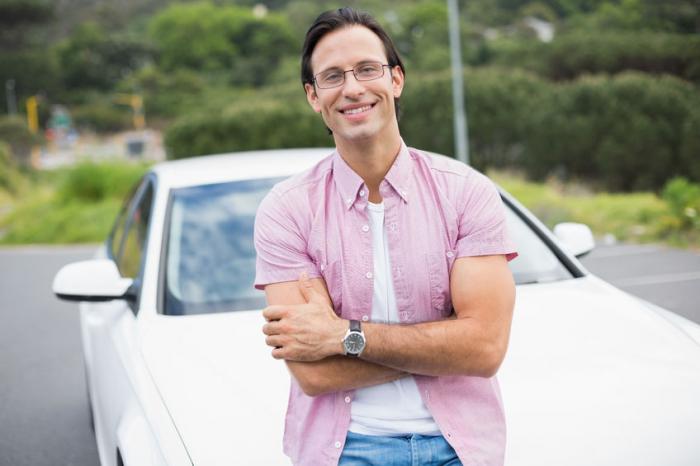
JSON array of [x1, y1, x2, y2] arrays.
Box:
[[301, 7, 405, 121]]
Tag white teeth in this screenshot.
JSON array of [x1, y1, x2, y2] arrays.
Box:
[[344, 105, 372, 115]]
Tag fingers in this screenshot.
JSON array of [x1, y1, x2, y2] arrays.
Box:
[[262, 305, 286, 322], [262, 320, 288, 336], [265, 335, 285, 348], [271, 347, 285, 360]]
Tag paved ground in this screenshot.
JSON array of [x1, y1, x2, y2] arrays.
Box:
[[0, 245, 99, 466], [0, 242, 697, 466], [580, 243, 700, 324]]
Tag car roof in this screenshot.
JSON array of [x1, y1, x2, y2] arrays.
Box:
[[150, 148, 335, 189]]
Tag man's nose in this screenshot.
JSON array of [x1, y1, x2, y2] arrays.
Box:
[[341, 71, 365, 96]]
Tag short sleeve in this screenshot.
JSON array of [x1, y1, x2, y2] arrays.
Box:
[[455, 172, 518, 262], [253, 189, 321, 290]]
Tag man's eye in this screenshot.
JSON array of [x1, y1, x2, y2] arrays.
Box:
[[357, 65, 380, 76], [323, 72, 343, 82]]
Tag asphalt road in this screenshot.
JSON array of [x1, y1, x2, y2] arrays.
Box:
[[0, 245, 98, 466], [0, 242, 697, 466], [580, 243, 700, 324]]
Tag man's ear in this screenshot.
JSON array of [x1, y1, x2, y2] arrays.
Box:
[[391, 66, 405, 99], [305, 83, 322, 113]]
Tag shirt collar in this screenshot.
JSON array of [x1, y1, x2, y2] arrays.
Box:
[[332, 140, 413, 210]]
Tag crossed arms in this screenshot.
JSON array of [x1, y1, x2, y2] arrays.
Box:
[[262, 254, 515, 397]]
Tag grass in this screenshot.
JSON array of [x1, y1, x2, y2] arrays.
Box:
[[0, 160, 148, 245], [490, 170, 699, 249]]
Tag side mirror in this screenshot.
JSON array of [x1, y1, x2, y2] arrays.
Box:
[[553, 222, 595, 258], [53, 259, 133, 302]]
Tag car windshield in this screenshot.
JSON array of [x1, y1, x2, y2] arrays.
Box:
[[163, 178, 573, 315]]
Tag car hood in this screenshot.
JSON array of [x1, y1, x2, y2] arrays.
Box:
[[139, 310, 291, 465], [139, 276, 700, 466], [500, 276, 700, 466]]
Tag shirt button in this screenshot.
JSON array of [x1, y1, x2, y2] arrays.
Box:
[[344, 396, 351, 403], [365, 272, 373, 279], [361, 315, 369, 322], [446, 251, 454, 258], [334, 441, 342, 448], [320, 264, 326, 271], [346, 198, 352, 204], [362, 225, 370, 232], [359, 190, 366, 197]]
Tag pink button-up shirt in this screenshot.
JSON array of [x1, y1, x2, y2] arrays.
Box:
[[254, 142, 517, 466]]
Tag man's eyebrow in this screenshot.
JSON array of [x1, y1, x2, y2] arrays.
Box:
[[318, 60, 382, 74]]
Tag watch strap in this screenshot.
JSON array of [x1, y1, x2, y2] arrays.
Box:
[[349, 319, 361, 332]]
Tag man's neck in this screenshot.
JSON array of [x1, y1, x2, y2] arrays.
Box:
[[334, 129, 402, 203]]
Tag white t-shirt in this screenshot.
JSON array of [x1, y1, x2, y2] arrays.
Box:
[[348, 201, 441, 436]]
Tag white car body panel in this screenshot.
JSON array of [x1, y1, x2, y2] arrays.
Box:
[[59, 149, 700, 465], [501, 276, 700, 466], [140, 311, 291, 464]]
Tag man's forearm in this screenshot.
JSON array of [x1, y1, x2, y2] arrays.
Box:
[[359, 317, 504, 377], [287, 356, 407, 396]]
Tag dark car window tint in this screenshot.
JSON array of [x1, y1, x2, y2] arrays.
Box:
[[118, 182, 154, 278], [109, 182, 141, 261], [164, 178, 279, 315]]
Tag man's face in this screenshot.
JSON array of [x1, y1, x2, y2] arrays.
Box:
[[304, 25, 404, 144]]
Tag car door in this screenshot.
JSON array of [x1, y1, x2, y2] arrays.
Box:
[[82, 176, 155, 466]]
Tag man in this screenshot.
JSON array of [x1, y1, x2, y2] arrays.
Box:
[[254, 7, 517, 466]]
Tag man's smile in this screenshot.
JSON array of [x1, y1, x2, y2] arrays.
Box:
[[339, 102, 376, 117]]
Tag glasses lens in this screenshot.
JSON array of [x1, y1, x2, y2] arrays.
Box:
[[317, 70, 344, 88], [315, 63, 386, 88], [355, 63, 384, 80]]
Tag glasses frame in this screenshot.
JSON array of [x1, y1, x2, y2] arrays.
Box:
[[313, 62, 391, 89]]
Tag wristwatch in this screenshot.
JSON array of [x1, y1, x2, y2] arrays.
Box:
[[342, 320, 366, 357]]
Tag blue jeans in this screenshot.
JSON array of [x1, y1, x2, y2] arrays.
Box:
[[338, 431, 463, 466]]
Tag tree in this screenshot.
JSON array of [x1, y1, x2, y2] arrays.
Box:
[[57, 22, 153, 91], [149, 2, 296, 86]]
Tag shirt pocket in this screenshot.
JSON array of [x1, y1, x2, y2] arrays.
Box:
[[319, 259, 343, 315], [426, 250, 453, 317]]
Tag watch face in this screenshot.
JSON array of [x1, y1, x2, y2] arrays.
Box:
[[344, 332, 365, 354]]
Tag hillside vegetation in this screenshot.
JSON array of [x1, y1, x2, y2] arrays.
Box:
[[0, 0, 698, 246]]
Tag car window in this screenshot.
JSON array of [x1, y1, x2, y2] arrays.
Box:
[[163, 178, 279, 315], [504, 205, 573, 284], [162, 177, 575, 316], [108, 182, 141, 261], [117, 181, 154, 279]]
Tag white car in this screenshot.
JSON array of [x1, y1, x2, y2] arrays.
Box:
[[53, 149, 700, 466]]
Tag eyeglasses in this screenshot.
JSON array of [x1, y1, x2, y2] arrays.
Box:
[[313, 62, 391, 89]]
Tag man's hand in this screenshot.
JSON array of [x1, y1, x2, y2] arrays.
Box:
[[262, 273, 348, 361]]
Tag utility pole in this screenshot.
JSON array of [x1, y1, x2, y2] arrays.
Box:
[[447, 0, 470, 165], [5, 79, 17, 116]]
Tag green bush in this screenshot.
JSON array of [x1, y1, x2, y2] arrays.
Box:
[[522, 72, 700, 191], [0, 141, 21, 192], [662, 177, 700, 230], [165, 97, 332, 159], [401, 67, 547, 170], [56, 161, 148, 202], [0, 116, 41, 164], [118, 66, 206, 118], [486, 31, 700, 84], [71, 101, 133, 133]]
